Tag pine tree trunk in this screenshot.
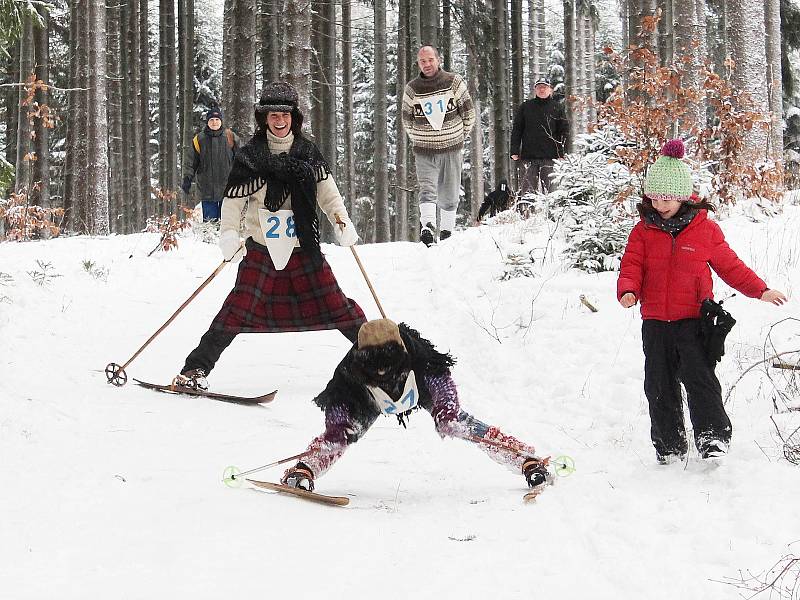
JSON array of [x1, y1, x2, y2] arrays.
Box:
[[409, 0, 421, 52], [108, 0, 124, 232], [284, 0, 312, 120], [139, 0, 151, 225], [528, 0, 545, 88], [658, 0, 673, 66], [63, 3, 77, 227], [728, 0, 769, 163], [510, 0, 524, 110], [310, 6, 322, 137], [563, 0, 576, 151], [467, 50, 484, 219], [674, 0, 703, 136], [32, 5, 50, 212], [159, 0, 178, 215], [764, 0, 783, 163], [395, 0, 409, 240], [584, 4, 597, 127], [441, 0, 451, 70], [15, 13, 34, 198], [178, 0, 195, 190], [374, 0, 390, 242], [342, 0, 355, 213], [260, 0, 281, 84], [574, 1, 585, 135], [87, 0, 110, 235], [420, 0, 438, 47], [492, 0, 510, 185]]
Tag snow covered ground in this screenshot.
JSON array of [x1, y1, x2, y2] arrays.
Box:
[[2, 208, 800, 599]]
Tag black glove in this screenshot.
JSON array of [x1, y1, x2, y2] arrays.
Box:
[[700, 299, 736, 365], [181, 176, 192, 195]]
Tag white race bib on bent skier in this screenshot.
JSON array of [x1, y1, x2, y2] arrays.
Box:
[[368, 370, 420, 415], [258, 209, 297, 270], [419, 93, 453, 131]]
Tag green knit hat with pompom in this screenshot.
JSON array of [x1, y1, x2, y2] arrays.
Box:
[[643, 139, 693, 202]]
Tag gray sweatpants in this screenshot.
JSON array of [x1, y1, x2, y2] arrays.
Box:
[[414, 149, 463, 213]]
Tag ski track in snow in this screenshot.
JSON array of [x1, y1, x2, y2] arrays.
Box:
[[2, 209, 800, 599]]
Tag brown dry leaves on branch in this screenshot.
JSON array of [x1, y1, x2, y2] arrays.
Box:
[[591, 28, 781, 206], [146, 205, 195, 256], [0, 189, 64, 241]]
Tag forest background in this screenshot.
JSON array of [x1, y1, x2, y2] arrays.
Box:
[[1, 0, 800, 245]]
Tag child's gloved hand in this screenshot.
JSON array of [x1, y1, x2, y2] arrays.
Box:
[[619, 292, 637, 308], [760, 289, 788, 305]]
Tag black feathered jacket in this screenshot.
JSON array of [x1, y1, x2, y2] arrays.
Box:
[[312, 323, 455, 439]]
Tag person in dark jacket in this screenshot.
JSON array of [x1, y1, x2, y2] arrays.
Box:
[[477, 179, 511, 221], [510, 78, 569, 195], [617, 139, 787, 465], [279, 318, 554, 494], [181, 106, 241, 222]]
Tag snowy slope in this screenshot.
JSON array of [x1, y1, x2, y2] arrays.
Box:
[[2, 209, 800, 599]]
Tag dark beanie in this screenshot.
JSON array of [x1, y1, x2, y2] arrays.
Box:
[[206, 106, 223, 121]]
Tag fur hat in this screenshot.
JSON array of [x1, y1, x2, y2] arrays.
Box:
[[644, 139, 693, 202], [357, 319, 406, 351], [256, 81, 299, 114], [254, 81, 304, 135]]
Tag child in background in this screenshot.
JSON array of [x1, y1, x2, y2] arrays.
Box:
[[617, 139, 787, 464]]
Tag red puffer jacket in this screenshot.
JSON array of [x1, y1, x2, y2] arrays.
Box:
[[617, 210, 767, 321]]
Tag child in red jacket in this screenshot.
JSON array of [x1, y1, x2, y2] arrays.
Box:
[[617, 139, 787, 464]]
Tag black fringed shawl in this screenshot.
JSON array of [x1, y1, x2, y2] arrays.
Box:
[[312, 323, 457, 434], [224, 131, 331, 265]]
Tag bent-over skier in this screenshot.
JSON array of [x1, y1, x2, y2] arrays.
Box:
[[280, 318, 553, 493]]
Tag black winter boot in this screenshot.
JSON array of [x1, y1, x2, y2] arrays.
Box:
[[420, 222, 436, 247]]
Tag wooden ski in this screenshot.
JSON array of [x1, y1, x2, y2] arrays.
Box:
[[133, 379, 276, 405], [246, 479, 349, 506]]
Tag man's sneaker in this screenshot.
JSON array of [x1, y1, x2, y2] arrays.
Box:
[[522, 458, 553, 489], [420, 222, 436, 247], [700, 439, 728, 459], [656, 452, 687, 465], [172, 368, 209, 391], [281, 464, 315, 491], [439, 230, 452, 241]]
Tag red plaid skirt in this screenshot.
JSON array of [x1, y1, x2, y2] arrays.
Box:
[[210, 239, 366, 333]]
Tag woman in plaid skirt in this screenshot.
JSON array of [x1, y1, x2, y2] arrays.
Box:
[[174, 82, 366, 391]]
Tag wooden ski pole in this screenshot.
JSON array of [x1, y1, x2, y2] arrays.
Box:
[[334, 214, 387, 319], [349, 245, 387, 319], [229, 449, 315, 481], [105, 250, 240, 386]]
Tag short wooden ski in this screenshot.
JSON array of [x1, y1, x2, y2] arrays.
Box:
[[133, 379, 276, 405], [246, 479, 349, 506]]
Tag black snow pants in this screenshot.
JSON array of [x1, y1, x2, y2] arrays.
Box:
[[641, 319, 732, 459]]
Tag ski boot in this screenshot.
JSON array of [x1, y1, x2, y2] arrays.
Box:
[[171, 368, 209, 391], [281, 464, 315, 491], [522, 457, 553, 490]]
